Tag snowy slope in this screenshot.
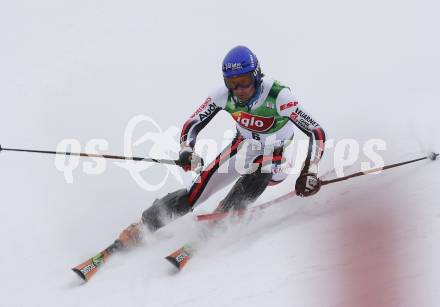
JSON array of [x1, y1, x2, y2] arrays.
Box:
[[1, 0, 439, 306]]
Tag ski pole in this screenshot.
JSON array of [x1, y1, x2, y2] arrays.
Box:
[[321, 152, 439, 186], [0, 144, 180, 166], [197, 152, 439, 222]]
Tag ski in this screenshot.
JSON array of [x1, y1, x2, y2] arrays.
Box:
[[162, 191, 297, 270], [194, 168, 339, 222], [196, 190, 297, 222], [78, 154, 440, 276], [72, 240, 123, 282], [165, 244, 193, 270]]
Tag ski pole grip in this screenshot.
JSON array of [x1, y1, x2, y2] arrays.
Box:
[[0, 144, 2, 152]]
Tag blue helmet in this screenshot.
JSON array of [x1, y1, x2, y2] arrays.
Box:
[[222, 46, 263, 87]]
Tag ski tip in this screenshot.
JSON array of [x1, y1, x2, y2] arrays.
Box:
[[165, 256, 182, 270], [72, 268, 88, 282], [165, 245, 192, 270], [428, 152, 439, 161], [71, 258, 100, 282]]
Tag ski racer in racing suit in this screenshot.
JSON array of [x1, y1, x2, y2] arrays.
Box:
[[117, 46, 326, 247]]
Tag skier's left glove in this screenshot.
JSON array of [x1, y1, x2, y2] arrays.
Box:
[[177, 145, 204, 173], [295, 163, 321, 197]]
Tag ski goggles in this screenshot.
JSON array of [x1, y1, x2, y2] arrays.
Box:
[[224, 73, 255, 91]]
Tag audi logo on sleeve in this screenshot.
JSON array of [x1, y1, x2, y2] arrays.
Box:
[[231, 112, 275, 132]]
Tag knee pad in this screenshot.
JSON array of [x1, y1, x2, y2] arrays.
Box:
[[141, 189, 192, 232]]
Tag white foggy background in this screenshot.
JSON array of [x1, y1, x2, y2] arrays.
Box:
[[0, 0, 439, 306]]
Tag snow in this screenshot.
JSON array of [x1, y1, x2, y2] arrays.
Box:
[[1, 0, 439, 306]]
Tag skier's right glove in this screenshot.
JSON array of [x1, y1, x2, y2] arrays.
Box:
[[177, 145, 204, 173]]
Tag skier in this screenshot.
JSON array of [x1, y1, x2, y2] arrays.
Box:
[[118, 45, 326, 247]]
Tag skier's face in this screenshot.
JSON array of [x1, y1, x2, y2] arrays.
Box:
[[224, 73, 256, 102], [233, 82, 256, 102]]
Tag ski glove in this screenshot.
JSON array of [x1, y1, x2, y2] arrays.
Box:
[[295, 164, 321, 197], [177, 145, 204, 173]]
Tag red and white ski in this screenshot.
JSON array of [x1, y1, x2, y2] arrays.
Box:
[[196, 190, 297, 222]]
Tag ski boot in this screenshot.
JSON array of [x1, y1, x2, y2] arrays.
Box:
[[117, 222, 143, 248]]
